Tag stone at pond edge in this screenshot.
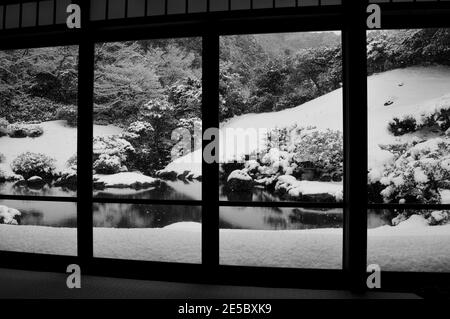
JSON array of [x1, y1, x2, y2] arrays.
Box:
[[226, 170, 254, 192], [26, 176, 46, 189]]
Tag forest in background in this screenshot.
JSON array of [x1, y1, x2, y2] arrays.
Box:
[[2, 29, 450, 174]]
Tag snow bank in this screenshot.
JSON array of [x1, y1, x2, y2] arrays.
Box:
[[0, 205, 21, 225], [1, 218, 448, 271], [0, 120, 122, 176], [93, 172, 158, 189], [275, 175, 343, 202], [0, 224, 76, 256]]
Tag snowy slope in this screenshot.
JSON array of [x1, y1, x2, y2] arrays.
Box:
[[0, 120, 123, 175], [1, 216, 449, 271], [164, 65, 450, 176]]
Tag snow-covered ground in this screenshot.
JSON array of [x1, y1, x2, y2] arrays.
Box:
[[166, 66, 450, 175], [0, 120, 122, 175], [93, 172, 158, 188], [1, 215, 448, 271]]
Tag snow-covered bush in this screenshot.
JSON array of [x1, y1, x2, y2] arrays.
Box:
[[388, 116, 417, 136], [56, 104, 77, 126], [66, 154, 77, 170], [93, 135, 135, 162], [292, 128, 343, 179], [377, 137, 450, 203], [0, 205, 21, 225], [124, 121, 154, 138], [93, 136, 134, 174], [7, 123, 43, 138], [428, 211, 449, 226], [0, 117, 8, 136], [11, 152, 56, 179], [93, 154, 122, 174], [388, 96, 450, 136], [262, 126, 343, 181]]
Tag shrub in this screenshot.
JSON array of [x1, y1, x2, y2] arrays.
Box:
[[0, 118, 8, 137], [11, 152, 56, 179], [377, 137, 450, 204], [93, 135, 135, 161], [56, 104, 77, 126], [66, 154, 77, 170], [93, 154, 122, 174], [1, 95, 66, 123], [388, 116, 417, 136], [7, 123, 43, 138]]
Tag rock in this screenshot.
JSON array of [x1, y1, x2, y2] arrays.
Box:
[[155, 170, 178, 181], [0, 205, 21, 225], [319, 174, 332, 182], [398, 82, 404, 87], [384, 100, 394, 106], [54, 170, 77, 189], [93, 172, 159, 190], [226, 170, 254, 192], [119, 165, 128, 173], [428, 211, 449, 226], [27, 176, 46, 188], [392, 213, 408, 226]]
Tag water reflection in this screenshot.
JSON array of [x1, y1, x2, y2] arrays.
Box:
[[93, 203, 202, 228], [0, 200, 77, 227], [94, 180, 201, 201], [0, 182, 76, 197]]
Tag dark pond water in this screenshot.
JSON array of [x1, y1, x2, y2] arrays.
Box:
[[1, 178, 395, 230], [0, 181, 76, 197], [0, 195, 395, 230], [94, 180, 201, 201]]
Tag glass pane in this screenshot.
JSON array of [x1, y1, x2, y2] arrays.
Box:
[[147, 0, 165, 16], [367, 209, 450, 272], [188, 0, 207, 13], [299, 0, 319, 6], [168, 0, 186, 14], [0, 46, 79, 197], [275, 0, 296, 8], [367, 29, 450, 205], [127, 0, 146, 17], [5, 4, 20, 29], [38, 0, 54, 26], [22, 2, 37, 28], [254, 0, 273, 9], [93, 203, 201, 263], [0, 199, 77, 256], [230, 0, 250, 10], [93, 38, 202, 200], [0, 6, 3, 30], [91, 0, 107, 21], [108, 0, 126, 19], [220, 206, 343, 268], [210, 0, 228, 12], [56, 0, 73, 24], [219, 32, 343, 203]]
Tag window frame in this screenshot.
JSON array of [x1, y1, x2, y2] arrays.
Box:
[[0, 0, 449, 292]]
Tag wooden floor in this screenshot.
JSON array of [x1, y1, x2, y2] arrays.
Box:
[[0, 268, 420, 299]]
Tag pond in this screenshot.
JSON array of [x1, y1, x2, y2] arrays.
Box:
[[0, 195, 395, 230]]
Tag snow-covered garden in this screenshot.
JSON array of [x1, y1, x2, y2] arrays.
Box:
[[1, 31, 449, 272]]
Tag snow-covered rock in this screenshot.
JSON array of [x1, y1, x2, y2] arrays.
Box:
[[0, 205, 21, 225], [26, 176, 45, 188], [226, 170, 254, 192], [93, 172, 159, 189], [428, 211, 449, 226], [275, 175, 343, 202], [54, 169, 77, 189]]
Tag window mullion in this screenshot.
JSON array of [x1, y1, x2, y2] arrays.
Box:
[[343, 0, 368, 292], [77, 0, 95, 266]]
